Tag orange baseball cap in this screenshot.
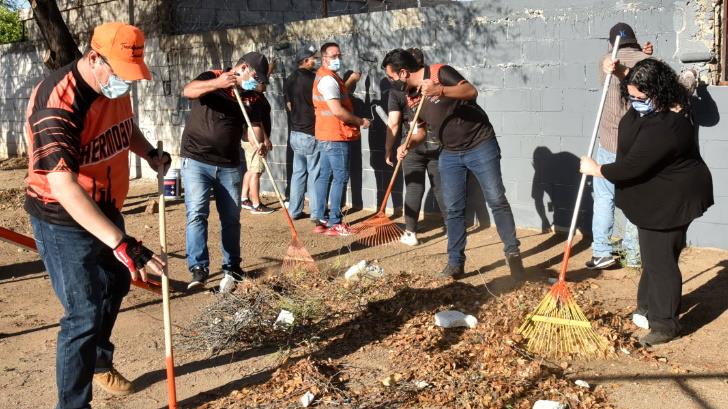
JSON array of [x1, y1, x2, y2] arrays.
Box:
[[91, 22, 151, 81]]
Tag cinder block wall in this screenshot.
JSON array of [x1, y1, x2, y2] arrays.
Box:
[[1, 0, 727, 248]]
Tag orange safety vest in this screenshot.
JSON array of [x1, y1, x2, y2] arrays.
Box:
[[312, 67, 361, 142]]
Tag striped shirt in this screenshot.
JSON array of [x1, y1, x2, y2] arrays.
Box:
[[24, 59, 134, 225], [598, 47, 650, 153]]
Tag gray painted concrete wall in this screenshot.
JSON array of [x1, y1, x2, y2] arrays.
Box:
[[1, 0, 726, 248]]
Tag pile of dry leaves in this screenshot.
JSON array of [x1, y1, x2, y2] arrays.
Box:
[[189, 265, 659, 408]]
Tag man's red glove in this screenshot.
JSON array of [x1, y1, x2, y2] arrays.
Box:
[[113, 235, 154, 273]]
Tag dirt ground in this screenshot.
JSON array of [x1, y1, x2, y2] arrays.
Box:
[[1, 162, 727, 409]]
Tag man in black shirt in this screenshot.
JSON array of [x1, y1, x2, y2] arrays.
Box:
[[384, 48, 445, 246], [180, 52, 270, 290], [383, 48, 525, 279], [284, 45, 320, 220]]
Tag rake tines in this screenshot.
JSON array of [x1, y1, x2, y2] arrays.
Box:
[[517, 281, 613, 358], [282, 237, 319, 274], [351, 212, 404, 246]]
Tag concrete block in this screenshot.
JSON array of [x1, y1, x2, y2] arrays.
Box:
[[635, 8, 675, 36], [501, 157, 535, 184], [523, 40, 560, 64], [248, 0, 272, 11], [711, 169, 728, 197], [541, 112, 582, 137], [502, 112, 540, 135], [496, 134, 521, 158], [701, 141, 728, 169], [559, 39, 607, 64], [687, 221, 728, 249], [541, 88, 563, 112], [468, 66, 504, 90], [564, 88, 600, 113], [556, 63, 586, 89], [504, 65, 544, 88]]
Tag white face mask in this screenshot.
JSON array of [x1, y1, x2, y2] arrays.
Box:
[[328, 58, 341, 72]]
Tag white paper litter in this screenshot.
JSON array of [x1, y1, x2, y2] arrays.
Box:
[[274, 310, 295, 328], [344, 260, 385, 281], [434, 310, 478, 328], [575, 379, 590, 389], [300, 391, 315, 407], [533, 400, 567, 409]]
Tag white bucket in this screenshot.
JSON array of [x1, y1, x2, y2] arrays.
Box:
[[163, 168, 181, 200]]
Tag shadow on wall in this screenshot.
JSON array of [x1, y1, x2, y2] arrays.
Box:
[[531, 146, 592, 235], [691, 85, 720, 150]]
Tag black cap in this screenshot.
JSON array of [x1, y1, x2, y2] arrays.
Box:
[[295, 44, 319, 63], [237, 52, 269, 84], [609, 22, 639, 47]]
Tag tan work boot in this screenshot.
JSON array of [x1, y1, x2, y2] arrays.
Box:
[[93, 367, 135, 396]]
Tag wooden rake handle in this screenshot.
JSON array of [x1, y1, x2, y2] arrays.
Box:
[[232, 87, 299, 239], [376, 92, 427, 214], [558, 35, 622, 282], [156, 141, 177, 408]]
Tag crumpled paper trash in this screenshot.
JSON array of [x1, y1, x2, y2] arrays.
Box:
[[434, 310, 478, 328], [344, 260, 385, 281], [273, 310, 294, 329], [533, 400, 567, 409]]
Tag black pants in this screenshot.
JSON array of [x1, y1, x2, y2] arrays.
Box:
[[402, 147, 446, 232], [637, 224, 689, 336]]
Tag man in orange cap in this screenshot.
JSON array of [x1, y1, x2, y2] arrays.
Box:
[[24, 22, 170, 408]]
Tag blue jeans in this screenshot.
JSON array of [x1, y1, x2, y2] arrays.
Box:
[[288, 131, 320, 219], [592, 146, 640, 263], [181, 157, 242, 271], [314, 140, 350, 225], [30, 213, 131, 409], [439, 138, 520, 265]]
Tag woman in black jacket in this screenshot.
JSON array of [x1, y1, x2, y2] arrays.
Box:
[[580, 58, 713, 346]]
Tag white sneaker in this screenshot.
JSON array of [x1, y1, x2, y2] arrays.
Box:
[[632, 312, 650, 330], [400, 231, 419, 246], [219, 273, 238, 294]]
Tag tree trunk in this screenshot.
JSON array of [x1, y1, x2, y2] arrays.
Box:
[[31, 0, 80, 70]]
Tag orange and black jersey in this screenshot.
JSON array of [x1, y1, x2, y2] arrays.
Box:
[[180, 69, 270, 167], [24, 59, 134, 226]]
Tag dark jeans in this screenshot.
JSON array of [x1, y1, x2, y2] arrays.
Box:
[[637, 224, 689, 336], [314, 140, 351, 225], [439, 137, 520, 265], [402, 147, 445, 232], [30, 213, 131, 409]]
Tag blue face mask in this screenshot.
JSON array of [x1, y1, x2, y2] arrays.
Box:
[[242, 78, 259, 91], [100, 74, 132, 99], [631, 98, 655, 115], [328, 58, 341, 72], [93, 60, 132, 99]]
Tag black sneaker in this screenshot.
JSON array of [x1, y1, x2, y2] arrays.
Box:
[[222, 264, 245, 281], [438, 263, 465, 278], [241, 199, 254, 210], [505, 252, 525, 281], [187, 265, 209, 290], [585, 256, 616, 270], [639, 330, 676, 347], [250, 204, 275, 214]]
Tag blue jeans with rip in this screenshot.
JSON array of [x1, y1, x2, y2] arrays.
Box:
[[438, 137, 520, 266], [288, 131, 320, 219], [314, 140, 350, 225], [591, 146, 640, 263], [30, 212, 131, 409], [181, 157, 243, 271]]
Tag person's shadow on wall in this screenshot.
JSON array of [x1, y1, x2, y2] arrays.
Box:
[[531, 146, 592, 235], [346, 73, 402, 211], [691, 85, 720, 151]]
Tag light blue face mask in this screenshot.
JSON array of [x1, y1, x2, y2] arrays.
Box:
[[100, 74, 132, 99], [630, 98, 655, 115], [93, 60, 132, 99], [242, 78, 259, 91], [328, 58, 341, 72]]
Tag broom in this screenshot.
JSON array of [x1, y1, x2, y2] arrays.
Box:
[[517, 36, 624, 358], [156, 141, 178, 408], [232, 87, 318, 274], [352, 93, 426, 246]]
